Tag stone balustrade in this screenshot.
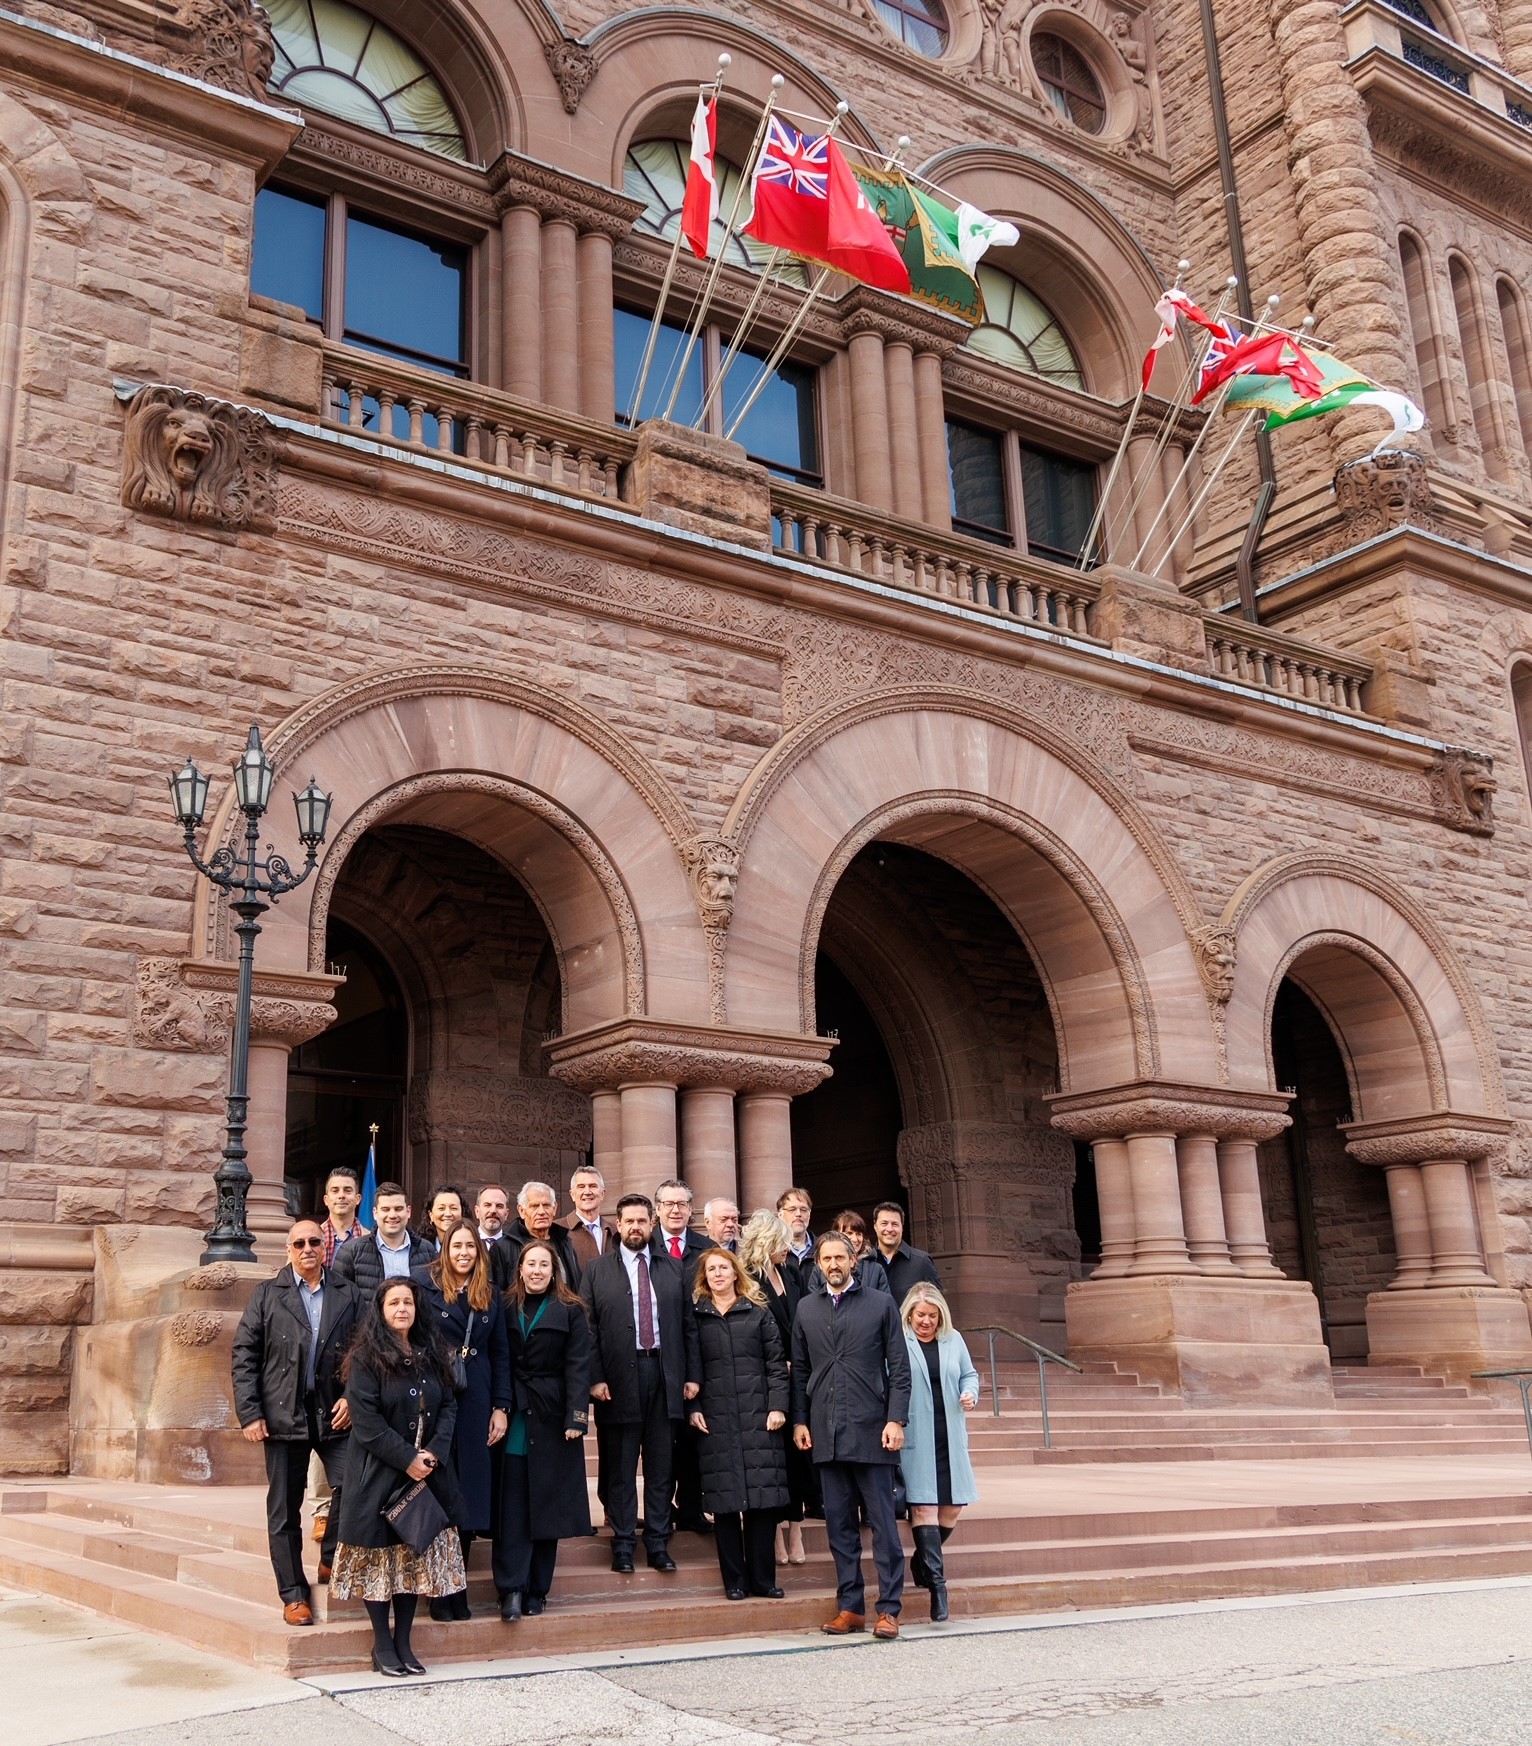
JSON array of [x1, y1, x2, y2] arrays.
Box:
[[1342, 1, 1532, 142], [770, 480, 1101, 637], [319, 343, 637, 505], [1203, 614, 1373, 715]]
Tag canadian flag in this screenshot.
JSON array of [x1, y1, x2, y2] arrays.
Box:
[[680, 93, 718, 260], [1140, 286, 1222, 391]]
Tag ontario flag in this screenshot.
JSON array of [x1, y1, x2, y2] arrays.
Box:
[[1192, 328, 1325, 406], [744, 118, 911, 294], [680, 92, 718, 260]]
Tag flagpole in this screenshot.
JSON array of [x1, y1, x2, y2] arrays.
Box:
[[661, 77, 785, 422], [627, 57, 731, 427], [1147, 409, 1258, 580]]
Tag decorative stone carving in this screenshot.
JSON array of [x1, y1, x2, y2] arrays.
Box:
[[1049, 1081, 1291, 1143], [1428, 748, 1496, 837], [1333, 452, 1444, 543], [98, 1227, 140, 1255], [183, 1263, 240, 1292], [684, 837, 741, 1024], [158, 0, 275, 101], [546, 1019, 833, 1097], [121, 385, 279, 534], [976, 0, 1032, 84], [898, 1121, 1076, 1188], [294, 129, 496, 217], [1191, 926, 1237, 1006], [134, 957, 339, 1052], [134, 958, 218, 1052], [169, 1311, 222, 1347], [489, 153, 645, 236], [1343, 1113, 1515, 1167], [409, 1071, 592, 1151], [544, 38, 597, 114]]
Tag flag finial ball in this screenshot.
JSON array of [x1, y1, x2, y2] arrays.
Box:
[[897, 134, 912, 149], [1300, 315, 1315, 330], [1178, 258, 1191, 272], [1266, 293, 1281, 309], [718, 52, 731, 66], [771, 73, 785, 88], [836, 99, 849, 114]]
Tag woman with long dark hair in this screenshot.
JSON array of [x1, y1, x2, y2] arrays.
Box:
[[418, 1184, 465, 1256], [330, 1277, 465, 1676], [493, 1238, 593, 1620], [415, 1219, 512, 1621]]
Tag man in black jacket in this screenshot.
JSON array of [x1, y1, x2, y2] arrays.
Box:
[[327, 1181, 434, 1296], [582, 1194, 700, 1573], [871, 1202, 942, 1306], [489, 1179, 583, 1292], [231, 1219, 359, 1624], [649, 1178, 711, 1533], [792, 1231, 912, 1640]]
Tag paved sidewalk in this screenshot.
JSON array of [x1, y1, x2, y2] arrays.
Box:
[[10, 1577, 1532, 1746]]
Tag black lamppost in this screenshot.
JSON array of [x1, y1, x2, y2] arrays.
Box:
[[168, 725, 333, 1264]]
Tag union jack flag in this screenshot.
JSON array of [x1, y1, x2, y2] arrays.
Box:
[[755, 118, 829, 199]]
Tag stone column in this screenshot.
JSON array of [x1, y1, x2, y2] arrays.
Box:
[[1089, 1137, 1135, 1278], [1507, 0, 1532, 83], [244, 1038, 294, 1259], [591, 1089, 622, 1215], [1217, 1138, 1283, 1277], [618, 1082, 677, 1201], [1177, 1132, 1238, 1275], [680, 1086, 737, 1211], [847, 328, 893, 511], [1124, 428, 1163, 562], [1419, 1159, 1498, 1287], [913, 349, 952, 530], [541, 218, 581, 415], [738, 1091, 794, 1212], [1125, 1132, 1196, 1275], [883, 340, 923, 521], [577, 228, 616, 426], [1380, 1162, 1433, 1289], [501, 204, 542, 402]]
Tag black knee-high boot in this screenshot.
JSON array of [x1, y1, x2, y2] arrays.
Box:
[[912, 1526, 948, 1622], [364, 1599, 405, 1673]]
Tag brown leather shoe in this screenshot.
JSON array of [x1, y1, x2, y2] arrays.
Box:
[[282, 1600, 314, 1626], [821, 1609, 866, 1635], [310, 1512, 328, 1544], [873, 1613, 899, 1640], [316, 1562, 332, 1584]]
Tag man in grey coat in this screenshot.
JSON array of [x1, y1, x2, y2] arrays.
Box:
[[791, 1231, 912, 1639]]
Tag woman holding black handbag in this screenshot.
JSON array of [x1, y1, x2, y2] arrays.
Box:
[[331, 1277, 465, 1676], [415, 1220, 512, 1622]]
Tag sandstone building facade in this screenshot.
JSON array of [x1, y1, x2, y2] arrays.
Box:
[[4, 0, 1532, 1478]]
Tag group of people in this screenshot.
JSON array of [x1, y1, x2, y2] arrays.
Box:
[[232, 1165, 981, 1674]]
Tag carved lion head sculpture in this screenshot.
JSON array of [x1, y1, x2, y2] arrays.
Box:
[[122, 387, 248, 527]]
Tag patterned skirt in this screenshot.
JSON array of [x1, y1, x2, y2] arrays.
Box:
[[330, 1528, 466, 1601]]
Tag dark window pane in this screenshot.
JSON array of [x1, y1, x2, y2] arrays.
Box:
[[613, 305, 704, 425], [947, 419, 1010, 543], [1020, 445, 1096, 564], [252, 185, 326, 322], [343, 212, 467, 375], [727, 352, 820, 483]]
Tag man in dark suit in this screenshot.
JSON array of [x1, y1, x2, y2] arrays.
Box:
[[649, 1177, 711, 1532], [582, 1193, 700, 1573], [871, 1201, 942, 1306], [560, 1163, 615, 1275], [231, 1219, 359, 1624]]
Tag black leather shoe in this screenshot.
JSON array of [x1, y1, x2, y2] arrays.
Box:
[[725, 1586, 747, 1600], [611, 1550, 635, 1574], [428, 1597, 452, 1622], [676, 1514, 714, 1534], [647, 1549, 677, 1572], [525, 1595, 546, 1616], [396, 1647, 427, 1676], [371, 1649, 409, 1678], [500, 1590, 522, 1622], [752, 1586, 786, 1599]]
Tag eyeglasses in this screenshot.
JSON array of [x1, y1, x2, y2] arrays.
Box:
[[657, 1198, 691, 1210], [290, 1237, 324, 1249]]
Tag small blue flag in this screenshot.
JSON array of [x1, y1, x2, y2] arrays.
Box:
[[359, 1132, 378, 1232]]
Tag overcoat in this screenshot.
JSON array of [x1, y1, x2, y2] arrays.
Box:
[[560, 1209, 616, 1274], [336, 1353, 462, 1549], [790, 1279, 912, 1466], [412, 1270, 514, 1534], [899, 1330, 982, 1506], [231, 1265, 358, 1438], [506, 1291, 595, 1541], [581, 1245, 700, 1425], [691, 1296, 790, 1516]]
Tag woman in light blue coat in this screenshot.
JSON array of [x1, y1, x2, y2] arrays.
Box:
[[899, 1283, 980, 1622]]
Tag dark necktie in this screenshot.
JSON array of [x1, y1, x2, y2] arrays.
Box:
[[637, 1254, 657, 1350], [669, 1235, 683, 1261]]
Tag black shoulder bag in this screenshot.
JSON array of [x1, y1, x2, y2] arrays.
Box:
[[381, 1382, 450, 1554]]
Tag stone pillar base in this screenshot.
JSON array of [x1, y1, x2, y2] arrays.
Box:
[[932, 1252, 1039, 1337], [1064, 1275, 1334, 1406], [1364, 1286, 1532, 1385], [69, 1226, 270, 1483]]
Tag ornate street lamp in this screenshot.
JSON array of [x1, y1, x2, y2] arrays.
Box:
[[168, 725, 333, 1263]]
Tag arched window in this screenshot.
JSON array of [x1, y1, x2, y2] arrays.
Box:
[[1449, 255, 1510, 478], [967, 268, 1084, 390], [1033, 34, 1106, 134], [265, 0, 467, 162], [1496, 278, 1532, 463], [872, 0, 950, 57], [1511, 661, 1532, 813], [1398, 233, 1449, 436], [624, 139, 804, 284]]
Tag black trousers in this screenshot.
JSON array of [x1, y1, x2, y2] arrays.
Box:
[[492, 1452, 559, 1599], [713, 1510, 777, 1595], [819, 1460, 905, 1618], [263, 1404, 346, 1603], [597, 1353, 674, 1553], [671, 1417, 706, 1525]]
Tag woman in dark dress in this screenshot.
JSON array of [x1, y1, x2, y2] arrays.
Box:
[[493, 1238, 593, 1620], [898, 1282, 980, 1623], [689, 1247, 791, 1601], [331, 1277, 465, 1676], [738, 1210, 809, 1566], [414, 1219, 512, 1621]]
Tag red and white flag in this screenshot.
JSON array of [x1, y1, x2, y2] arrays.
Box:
[[680, 93, 719, 260], [1140, 286, 1221, 391]]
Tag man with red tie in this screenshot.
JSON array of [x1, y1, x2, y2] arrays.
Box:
[[649, 1178, 712, 1533]]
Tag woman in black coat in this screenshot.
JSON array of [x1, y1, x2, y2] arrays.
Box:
[[492, 1238, 593, 1620], [689, 1247, 791, 1601], [414, 1220, 513, 1621], [331, 1277, 465, 1677], [739, 1209, 813, 1565]]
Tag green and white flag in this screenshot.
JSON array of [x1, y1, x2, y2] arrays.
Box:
[[1224, 346, 1425, 455], [952, 202, 1020, 272]]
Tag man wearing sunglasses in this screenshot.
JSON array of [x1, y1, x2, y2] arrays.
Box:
[[232, 1218, 360, 1624]]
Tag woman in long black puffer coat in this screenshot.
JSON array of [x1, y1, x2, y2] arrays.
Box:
[[688, 1247, 790, 1601]]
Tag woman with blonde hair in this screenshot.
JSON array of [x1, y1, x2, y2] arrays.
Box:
[[689, 1247, 791, 1600], [738, 1210, 809, 1565], [413, 1219, 511, 1620], [898, 1282, 980, 1622]]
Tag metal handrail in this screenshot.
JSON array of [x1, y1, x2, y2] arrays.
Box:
[[1471, 1368, 1532, 1459], [962, 1324, 1082, 1450]]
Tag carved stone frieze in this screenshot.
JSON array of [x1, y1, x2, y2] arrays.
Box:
[[1428, 747, 1496, 837], [1343, 1113, 1515, 1168], [134, 957, 339, 1052], [546, 1019, 833, 1097], [183, 1263, 240, 1292], [836, 285, 969, 357], [156, 0, 274, 100], [121, 384, 279, 533], [941, 358, 1123, 449], [1333, 452, 1444, 543], [409, 1071, 592, 1150], [1048, 1080, 1292, 1143], [544, 38, 597, 114], [292, 128, 496, 217], [489, 153, 645, 237], [897, 1120, 1077, 1188], [169, 1310, 222, 1347]]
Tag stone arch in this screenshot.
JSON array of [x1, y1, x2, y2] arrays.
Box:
[[192, 667, 710, 1028], [917, 143, 1169, 400], [722, 690, 1218, 1092], [1221, 853, 1504, 1119]]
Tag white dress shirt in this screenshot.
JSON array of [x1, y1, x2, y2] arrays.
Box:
[[619, 1241, 661, 1350]]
